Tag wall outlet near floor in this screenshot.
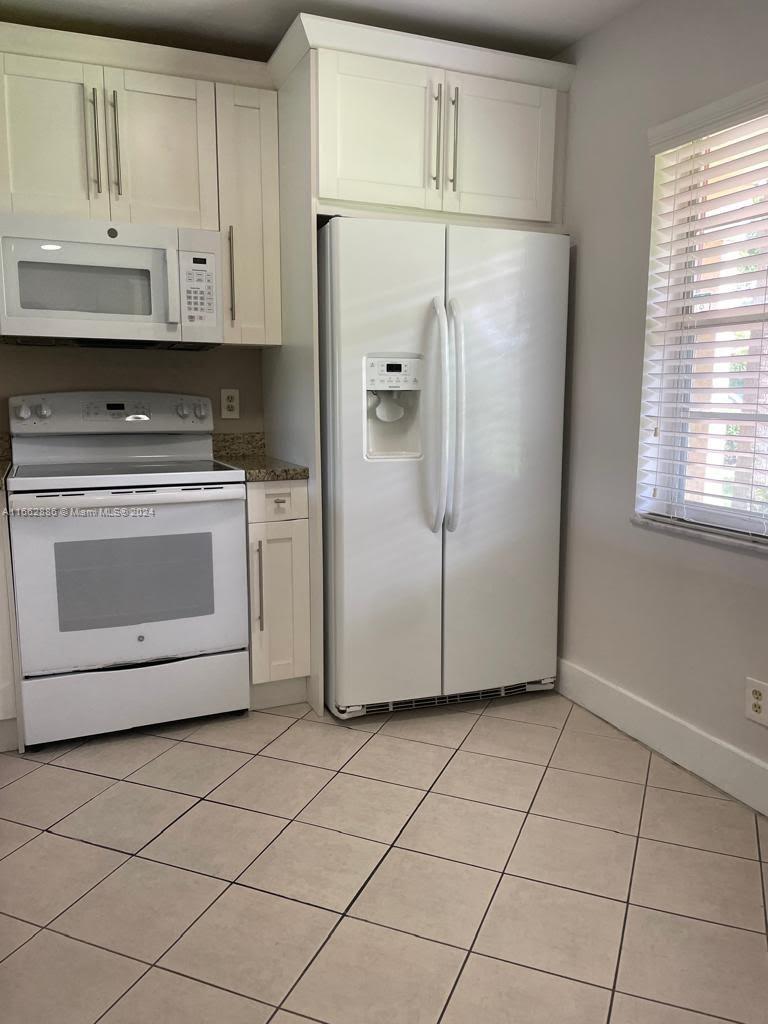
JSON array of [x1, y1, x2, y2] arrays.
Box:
[[220, 388, 240, 419], [746, 677, 766, 726]]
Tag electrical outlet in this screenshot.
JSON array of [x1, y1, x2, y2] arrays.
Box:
[[746, 677, 766, 726], [220, 388, 240, 419]]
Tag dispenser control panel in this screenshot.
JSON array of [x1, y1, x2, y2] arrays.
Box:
[[366, 357, 421, 391]]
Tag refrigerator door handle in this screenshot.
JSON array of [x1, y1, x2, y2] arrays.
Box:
[[431, 296, 451, 533], [446, 297, 466, 532]]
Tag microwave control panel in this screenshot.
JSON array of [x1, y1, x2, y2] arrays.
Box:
[[180, 251, 217, 324]]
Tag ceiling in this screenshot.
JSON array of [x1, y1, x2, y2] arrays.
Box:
[[0, 0, 641, 61]]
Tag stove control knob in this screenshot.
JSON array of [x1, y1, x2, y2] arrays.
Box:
[[176, 401, 191, 419], [36, 403, 52, 419], [193, 401, 207, 420], [14, 402, 32, 421]]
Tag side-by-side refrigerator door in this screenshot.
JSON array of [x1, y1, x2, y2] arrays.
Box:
[[442, 225, 569, 694], [323, 217, 447, 709]]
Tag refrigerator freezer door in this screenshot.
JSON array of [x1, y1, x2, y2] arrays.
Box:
[[322, 217, 447, 708], [442, 226, 569, 694]]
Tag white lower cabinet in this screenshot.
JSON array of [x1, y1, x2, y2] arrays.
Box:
[[248, 483, 310, 685]]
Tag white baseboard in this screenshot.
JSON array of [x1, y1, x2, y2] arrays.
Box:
[[250, 677, 308, 710], [558, 659, 768, 817]]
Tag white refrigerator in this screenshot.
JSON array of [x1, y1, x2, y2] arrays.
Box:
[[319, 217, 569, 715]]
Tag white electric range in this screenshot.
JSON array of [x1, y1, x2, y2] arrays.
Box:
[[5, 391, 249, 748]]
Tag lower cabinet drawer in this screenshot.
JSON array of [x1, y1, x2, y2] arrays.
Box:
[[249, 517, 310, 684], [247, 480, 308, 523]]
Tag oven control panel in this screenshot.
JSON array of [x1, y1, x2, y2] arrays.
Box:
[[9, 392, 213, 434], [180, 251, 217, 325]]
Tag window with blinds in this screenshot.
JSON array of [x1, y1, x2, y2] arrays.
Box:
[[637, 112, 768, 540]]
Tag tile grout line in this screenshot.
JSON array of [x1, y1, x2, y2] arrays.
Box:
[[605, 743, 653, 1023], [29, 714, 319, 1024], [266, 706, 494, 1021], [123, 713, 388, 1022], [610, 989, 753, 1024], [2, 701, 762, 1022], [755, 814, 768, 949], [434, 700, 576, 1023]]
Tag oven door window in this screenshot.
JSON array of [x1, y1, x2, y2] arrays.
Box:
[[54, 533, 214, 632], [18, 261, 152, 316]]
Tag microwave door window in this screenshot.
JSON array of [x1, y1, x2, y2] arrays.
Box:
[[18, 261, 152, 316], [53, 533, 213, 632]]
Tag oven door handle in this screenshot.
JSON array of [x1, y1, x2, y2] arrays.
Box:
[[9, 486, 245, 513]]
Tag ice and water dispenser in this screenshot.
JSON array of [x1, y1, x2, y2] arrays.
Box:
[[365, 356, 423, 459]]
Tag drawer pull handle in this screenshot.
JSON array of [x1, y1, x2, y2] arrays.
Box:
[[273, 497, 288, 505]]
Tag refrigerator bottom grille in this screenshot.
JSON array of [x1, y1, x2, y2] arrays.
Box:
[[354, 679, 555, 717]]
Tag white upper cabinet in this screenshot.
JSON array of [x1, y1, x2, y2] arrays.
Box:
[[216, 84, 281, 345], [442, 72, 556, 221], [318, 51, 444, 211], [104, 68, 218, 228], [0, 53, 110, 219], [317, 50, 557, 222]]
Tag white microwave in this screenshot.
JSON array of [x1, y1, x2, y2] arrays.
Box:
[[0, 214, 222, 344]]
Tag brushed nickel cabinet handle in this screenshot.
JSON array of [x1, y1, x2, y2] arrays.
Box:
[[112, 89, 123, 197], [228, 224, 236, 324], [432, 82, 443, 189], [450, 86, 459, 192], [91, 87, 103, 194], [257, 539, 265, 632]]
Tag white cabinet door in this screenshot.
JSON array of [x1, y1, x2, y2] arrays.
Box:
[[249, 519, 310, 684], [442, 72, 556, 221], [318, 50, 444, 211], [0, 53, 110, 218], [104, 68, 218, 228], [249, 521, 270, 686], [216, 84, 281, 345]]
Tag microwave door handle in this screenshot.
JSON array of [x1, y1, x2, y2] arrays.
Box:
[[166, 249, 181, 324]]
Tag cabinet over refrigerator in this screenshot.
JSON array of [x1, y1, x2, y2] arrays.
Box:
[[319, 217, 568, 716]]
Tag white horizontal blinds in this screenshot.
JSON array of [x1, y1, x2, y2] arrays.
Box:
[[637, 111, 768, 536]]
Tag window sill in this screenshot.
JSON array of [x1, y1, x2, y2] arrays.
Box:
[[631, 514, 768, 557]]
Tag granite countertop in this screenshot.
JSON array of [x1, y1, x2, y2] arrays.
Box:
[[0, 431, 309, 487], [212, 433, 308, 483], [223, 452, 309, 483]]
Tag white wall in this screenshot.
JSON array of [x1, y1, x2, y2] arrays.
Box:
[[561, 0, 768, 767], [0, 344, 263, 434]]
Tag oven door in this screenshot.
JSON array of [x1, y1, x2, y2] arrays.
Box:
[[8, 484, 247, 677], [0, 218, 181, 341]]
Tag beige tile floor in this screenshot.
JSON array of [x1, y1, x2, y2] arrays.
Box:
[[0, 692, 766, 1024]]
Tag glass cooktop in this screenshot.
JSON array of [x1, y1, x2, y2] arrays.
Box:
[[7, 459, 245, 491]]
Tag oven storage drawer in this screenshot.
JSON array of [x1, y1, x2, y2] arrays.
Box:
[[20, 650, 249, 746]]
